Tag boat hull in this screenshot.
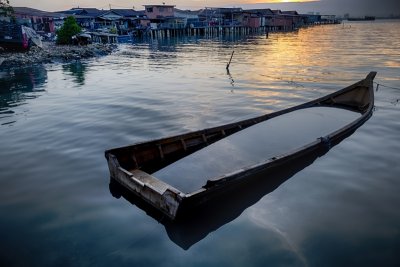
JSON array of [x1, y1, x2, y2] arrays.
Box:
[[105, 72, 376, 220]]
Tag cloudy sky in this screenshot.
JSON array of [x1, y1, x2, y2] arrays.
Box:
[[8, 0, 400, 17]]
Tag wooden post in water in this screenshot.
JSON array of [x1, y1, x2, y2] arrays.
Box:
[[226, 51, 234, 70]]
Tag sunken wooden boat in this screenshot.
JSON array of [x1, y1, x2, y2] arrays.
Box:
[[105, 72, 376, 220]]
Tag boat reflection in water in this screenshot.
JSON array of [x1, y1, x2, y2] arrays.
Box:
[[109, 126, 361, 250]]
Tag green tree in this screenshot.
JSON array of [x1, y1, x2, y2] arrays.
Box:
[[56, 16, 81, 45], [0, 0, 14, 17]]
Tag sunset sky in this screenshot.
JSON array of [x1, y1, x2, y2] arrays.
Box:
[[8, 0, 399, 17]]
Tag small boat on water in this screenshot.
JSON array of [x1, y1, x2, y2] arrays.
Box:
[[105, 72, 376, 220], [347, 16, 375, 21]]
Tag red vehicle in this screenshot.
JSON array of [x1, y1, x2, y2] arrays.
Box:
[[0, 21, 29, 50]]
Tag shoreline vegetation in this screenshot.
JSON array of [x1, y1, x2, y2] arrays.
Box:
[[0, 42, 116, 69]]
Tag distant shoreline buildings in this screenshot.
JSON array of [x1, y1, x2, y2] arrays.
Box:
[[1, 4, 341, 38], [2, 3, 397, 47]]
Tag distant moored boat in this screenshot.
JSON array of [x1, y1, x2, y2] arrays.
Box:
[[347, 16, 376, 21]]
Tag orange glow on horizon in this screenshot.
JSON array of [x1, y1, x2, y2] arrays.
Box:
[[250, 0, 318, 3]]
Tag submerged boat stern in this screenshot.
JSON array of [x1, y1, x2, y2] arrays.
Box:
[[106, 153, 185, 219]]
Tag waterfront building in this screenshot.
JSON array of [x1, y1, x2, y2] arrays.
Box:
[[2, 4, 336, 44], [174, 9, 199, 28], [144, 4, 175, 20], [12, 7, 63, 34]]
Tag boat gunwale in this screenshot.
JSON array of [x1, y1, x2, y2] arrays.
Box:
[[196, 71, 376, 191], [105, 72, 375, 157]]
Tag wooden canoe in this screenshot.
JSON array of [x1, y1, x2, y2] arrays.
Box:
[[105, 72, 376, 220]]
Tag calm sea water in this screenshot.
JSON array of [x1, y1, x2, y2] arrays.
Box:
[[1, 20, 400, 266]]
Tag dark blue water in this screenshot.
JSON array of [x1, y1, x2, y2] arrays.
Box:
[[1, 20, 400, 266]]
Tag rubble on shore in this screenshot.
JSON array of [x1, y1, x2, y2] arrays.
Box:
[[0, 42, 116, 68]]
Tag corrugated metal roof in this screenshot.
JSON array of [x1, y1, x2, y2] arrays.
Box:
[[110, 9, 145, 17]]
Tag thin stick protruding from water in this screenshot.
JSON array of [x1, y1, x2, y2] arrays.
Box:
[[226, 51, 234, 70]]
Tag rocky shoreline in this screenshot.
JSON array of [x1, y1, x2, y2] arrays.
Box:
[[0, 42, 116, 69]]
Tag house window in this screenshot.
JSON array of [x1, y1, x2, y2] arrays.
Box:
[[159, 7, 164, 12], [146, 7, 153, 13]]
